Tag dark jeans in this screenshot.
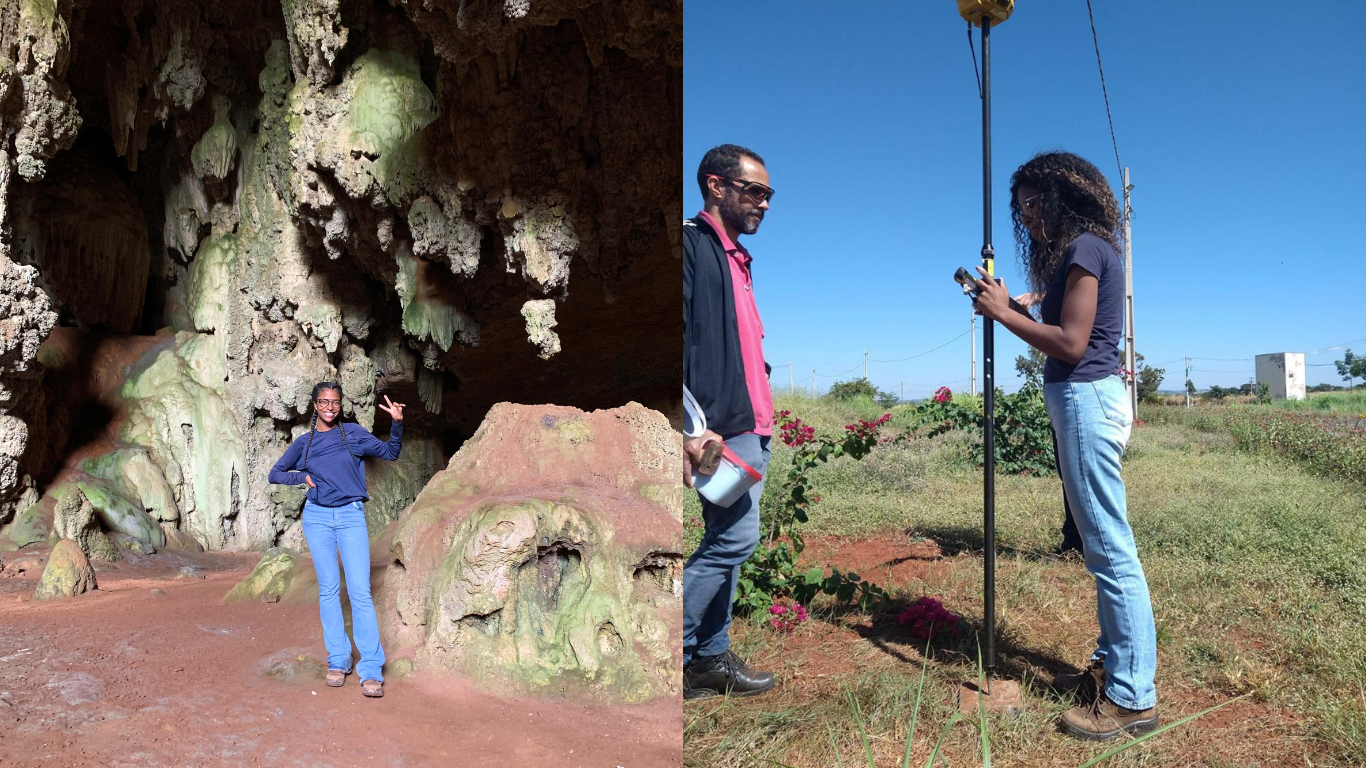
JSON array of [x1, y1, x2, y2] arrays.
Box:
[[1053, 427, 1084, 552], [682, 433, 771, 665]]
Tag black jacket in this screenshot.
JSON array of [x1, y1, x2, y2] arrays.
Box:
[[683, 215, 770, 438]]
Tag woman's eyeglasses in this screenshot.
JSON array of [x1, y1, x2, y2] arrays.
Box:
[[1020, 192, 1044, 214], [315, 399, 342, 408], [707, 174, 775, 204]]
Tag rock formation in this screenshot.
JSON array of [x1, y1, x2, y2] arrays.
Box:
[[33, 537, 98, 600], [0, 0, 682, 559], [373, 402, 684, 701]]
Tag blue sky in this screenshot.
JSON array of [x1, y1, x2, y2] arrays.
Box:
[[683, 1, 1365, 398]]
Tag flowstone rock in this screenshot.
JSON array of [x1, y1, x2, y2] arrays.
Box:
[[81, 449, 180, 523], [190, 95, 238, 182], [371, 402, 685, 703], [33, 538, 97, 600], [223, 547, 299, 603], [73, 478, 163, 549], [50, 484, 119, 563], [121, 337, 247, 551]]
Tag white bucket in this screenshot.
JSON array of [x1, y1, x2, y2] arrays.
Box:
[[681, 386, 707, 438], [692, 445, 763, 508]]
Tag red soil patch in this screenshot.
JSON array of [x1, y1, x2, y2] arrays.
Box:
[[802, 532, 944, 588], [0, 546, 681, 767]]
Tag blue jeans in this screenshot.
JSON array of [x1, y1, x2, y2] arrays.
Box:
[[683, 434, 771, 665], [301, 500, 385, 682], [1044, 375, 1157, 710]]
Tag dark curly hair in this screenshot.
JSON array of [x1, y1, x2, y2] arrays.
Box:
[[1009, 151, 1120, 296], [301, 381, 356, 470]]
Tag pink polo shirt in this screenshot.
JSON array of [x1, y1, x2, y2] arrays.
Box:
[[698, 211, 773, 437]]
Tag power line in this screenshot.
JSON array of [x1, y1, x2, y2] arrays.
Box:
[[817, 363, 864, 380], [872, 329, 972, 363], [1306, 336, 1366, 355], [1084, 0, 1123, 183]]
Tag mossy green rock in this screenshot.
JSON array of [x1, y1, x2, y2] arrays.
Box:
[[5, 498, 54, 549], [80, 449, 179, 523], [50, 482, 119, 563], [223, 548, 299, 603], [74, 478, 163, 549], [33, 538, 97, 600]]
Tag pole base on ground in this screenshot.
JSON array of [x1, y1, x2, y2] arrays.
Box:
[[955, 678, 1023, 717]]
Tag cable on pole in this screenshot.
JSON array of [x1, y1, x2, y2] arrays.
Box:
[[966, 21, 983, 99]]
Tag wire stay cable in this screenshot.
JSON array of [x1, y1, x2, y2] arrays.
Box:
[[1085, 0, 1123, 183]]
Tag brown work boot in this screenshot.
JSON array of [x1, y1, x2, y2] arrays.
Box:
[[1060, 691, 1159, 741], [1053, 659, 1105, 703]]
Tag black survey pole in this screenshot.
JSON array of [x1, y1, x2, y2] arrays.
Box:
[[979, 14, 997, 677]]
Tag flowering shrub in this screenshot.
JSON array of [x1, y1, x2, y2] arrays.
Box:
[[912, 386, 1056, 476], [735, 410, 891, 617], [768, 599, 809, 633], [895, 597, 962, 641]]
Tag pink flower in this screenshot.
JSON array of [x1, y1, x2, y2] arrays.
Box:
[[768, 599, 809, 633], [895, 597, 961, 640], [933, 386, 953, 404]]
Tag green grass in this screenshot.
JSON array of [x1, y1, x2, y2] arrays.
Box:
[[1274, 389, 1366, 417], [684, 393, 1366, 767]]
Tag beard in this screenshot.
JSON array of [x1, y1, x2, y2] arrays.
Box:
[[719, 193, 763, 235]]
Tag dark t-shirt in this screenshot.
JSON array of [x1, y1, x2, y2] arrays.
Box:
[[1040, 233, 1124, 384]]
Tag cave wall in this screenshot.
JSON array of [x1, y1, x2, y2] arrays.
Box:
[[0, 0, 681, 550]]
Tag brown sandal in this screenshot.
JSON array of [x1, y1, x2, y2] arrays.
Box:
[[325, 668, 348, 687], [361, 679, 384, 698]]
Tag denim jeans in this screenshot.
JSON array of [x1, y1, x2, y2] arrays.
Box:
[[301, 500, 385, 681], [1044, 375, 1156, 710], [682, 433, 771, 665]]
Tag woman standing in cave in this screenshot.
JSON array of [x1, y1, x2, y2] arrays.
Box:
[[268, 382, 406, 699]]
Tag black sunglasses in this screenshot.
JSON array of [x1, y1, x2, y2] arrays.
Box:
[[707, 174, 775, 203]]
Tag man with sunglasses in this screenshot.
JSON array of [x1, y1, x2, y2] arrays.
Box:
[[681, 144, 778, 699]]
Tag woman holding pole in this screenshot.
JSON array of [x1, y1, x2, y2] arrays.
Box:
[[970, 151, 1158, 741]]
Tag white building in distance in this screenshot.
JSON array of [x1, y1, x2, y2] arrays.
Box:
[[1255, 352, 1306, 401]]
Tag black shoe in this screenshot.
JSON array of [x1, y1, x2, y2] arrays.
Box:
[[683, 650, 775, 700], [1050, 542, 1084, 560]]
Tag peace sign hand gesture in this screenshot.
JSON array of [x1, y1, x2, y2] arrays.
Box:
[[378, 394, 406, 423]]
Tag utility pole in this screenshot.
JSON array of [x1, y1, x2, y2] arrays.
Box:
[[1185, 357, 1192, 408], [1122, 168, 1137, 417], [900, 381, 905, 403], [864, 350, 869, 381], [788, 362, 793, 393], [811, 369, 816, 398], [970, 313, 978, 397]]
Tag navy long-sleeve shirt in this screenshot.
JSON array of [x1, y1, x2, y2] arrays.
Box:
[[268, 421, 403, 507]]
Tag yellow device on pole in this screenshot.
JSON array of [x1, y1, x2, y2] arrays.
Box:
[[958, 0, 1013, 26]]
